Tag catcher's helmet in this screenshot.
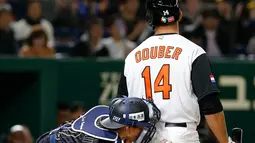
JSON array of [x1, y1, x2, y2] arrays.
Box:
[[100, 97, 161, 143], [146, 0, 181, 28]]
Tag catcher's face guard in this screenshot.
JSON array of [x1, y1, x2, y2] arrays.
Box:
[[136, 125, 157, 143], [135, 99, 161, 143]]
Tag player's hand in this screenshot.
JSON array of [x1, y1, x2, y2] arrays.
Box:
[[228, 137, 236, 143]]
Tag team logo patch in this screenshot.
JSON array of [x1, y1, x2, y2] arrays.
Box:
[[123, 112, 145, 121], [112, 116, 121, 122], [210, 75, 216, 83], [161, 17, 167, 23], [167, 16, 175, 22], [161, 16, 175, 23]]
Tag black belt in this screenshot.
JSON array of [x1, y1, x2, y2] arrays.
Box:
[[165, 122, 187, 128]]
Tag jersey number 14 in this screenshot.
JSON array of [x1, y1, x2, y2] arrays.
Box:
[[142, 64, 172, 100]]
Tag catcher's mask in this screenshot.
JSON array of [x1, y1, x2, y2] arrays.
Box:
[[100, 97, 161, 143]]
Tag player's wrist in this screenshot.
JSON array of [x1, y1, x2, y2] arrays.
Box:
[[217, 137, 228, 143], [216, 135, 228, 143]]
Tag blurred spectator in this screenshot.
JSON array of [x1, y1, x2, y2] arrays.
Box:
[[119, 0, 147, 43], [0, 5, 17, 55], [7, 125, 26, 143], [190, 9, 234, 56], [247, 2, 255, 54], [215, 0, 236, 55], [40, 0, 55, 21], [0, 0, 252, 59], [55, 0, 71, 12], [70, 101, 86, 120], [0, 0, 6, 7], [22, 125, 33, 143], [180, 0, 203, 34], [247, 1, 255, 24], [247, 36, 255, 54], [234, 1, 245, 19], [94, 0, 110, 16], [0, 0, 12, 13], [216, 0, 234, 21], [74, 0, 111, 28], [11, 0, 55, 48], [8, 0, 26, 20], [202, 9, 222, 56], [236, 0, 255, 54], [104, 16, 136, 59], [19, 30, 55, 57], [52, 0, 79, 55], [52, 0, 79, 29], [71, 18, 109, 58], [57, 102, 71, 126], [54, 28, 76, 56], [106, 0, 119, 15], [73, 0, 92, 29], [7, 125, 33, 143]]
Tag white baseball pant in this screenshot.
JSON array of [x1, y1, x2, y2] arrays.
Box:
[[150, 122, 200, 143]]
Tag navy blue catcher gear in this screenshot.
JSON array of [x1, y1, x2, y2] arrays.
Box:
[[36, 105, 121, 143], [146, 0, 181, 28], [72, 105, 119, 142], [100, 97, 161, 143]]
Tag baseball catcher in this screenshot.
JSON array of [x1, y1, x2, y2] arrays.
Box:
[[36, 97, 161, 143]]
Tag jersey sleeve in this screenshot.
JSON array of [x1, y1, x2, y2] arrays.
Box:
[[117, 73, 128, 97], [191, 53, 220, 100]]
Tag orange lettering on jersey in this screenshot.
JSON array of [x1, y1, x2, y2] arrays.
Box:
[[135, 51, 141, 63], [165, 46, 174, 58], [172, 47, 182, 60], [135, 46, 183, 63], [142, 48, 149, 61], [150, 46, 158, 59], [158, 46, 165, 58]]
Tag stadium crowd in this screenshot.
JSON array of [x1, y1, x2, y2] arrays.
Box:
[[0, 0, 254, 142], [0, 101, 87, 143], [0, 0, 254, 58]]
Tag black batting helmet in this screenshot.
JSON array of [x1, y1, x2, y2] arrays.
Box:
[[146, 0, 181, 28], [100, 97, 161, 143]]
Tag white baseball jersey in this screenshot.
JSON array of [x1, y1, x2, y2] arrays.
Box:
[[117, 33, 219, 125]]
